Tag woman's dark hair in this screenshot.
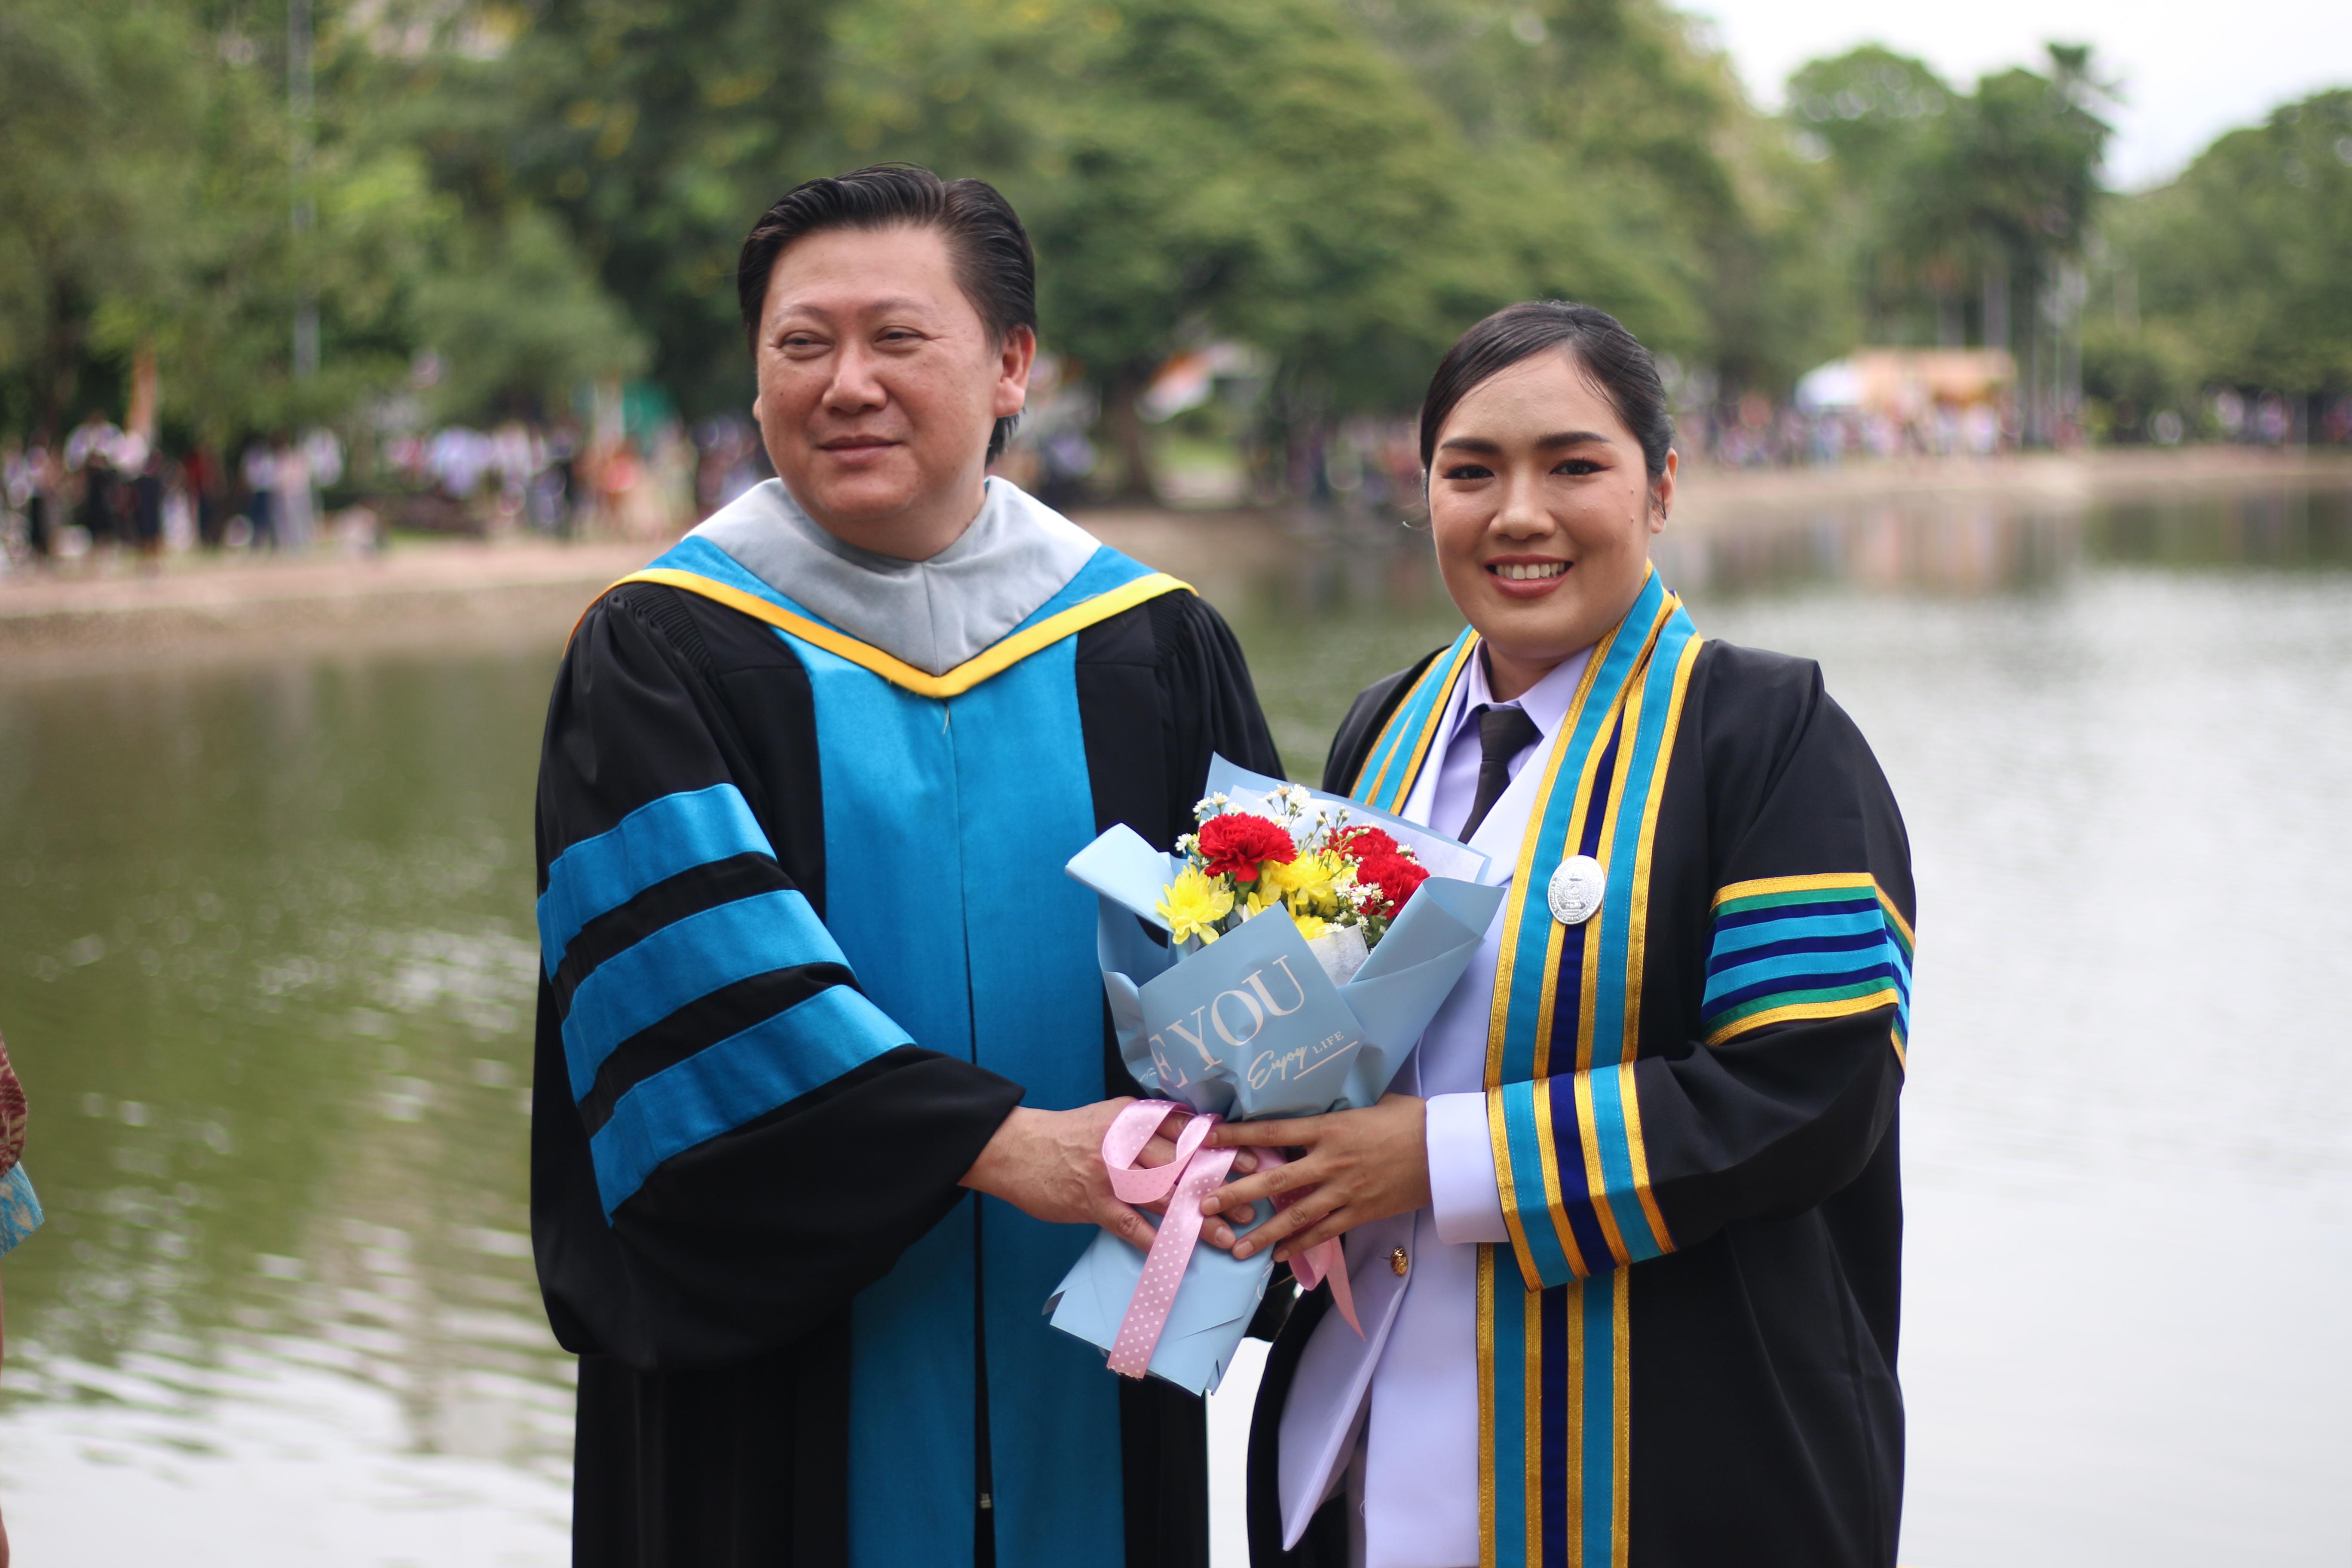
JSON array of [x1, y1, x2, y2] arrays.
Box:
[[737, 163, 1038, 461], [1418, 300, 1675, 481]]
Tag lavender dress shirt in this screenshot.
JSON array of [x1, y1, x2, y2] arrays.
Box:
[[1277, 642, 1594, 1567]]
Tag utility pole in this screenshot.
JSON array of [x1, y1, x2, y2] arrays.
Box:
[[291, 0, 318, 383]]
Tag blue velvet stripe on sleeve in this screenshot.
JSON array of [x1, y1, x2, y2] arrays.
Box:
[[559, 888, 847, 1100], [589, 984, 913, 1216], [538, 782, 772, 977]]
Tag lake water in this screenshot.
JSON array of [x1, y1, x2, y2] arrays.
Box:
[[3, 484, 2347, 1566]]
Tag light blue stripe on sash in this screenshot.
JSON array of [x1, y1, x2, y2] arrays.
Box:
[[560, 888, 844, 1099], [588, 983, 910, 1216], [1580, 1072, 1666, 1265], [1707, 906, 1885, 957], [1586, 610, 1689, 1069], [1499, 1077, 1575, 1282], [1702, 938, 1911, 1010], [537, 783, 772, 976], [1354, 626, 1476, 813], [1494, 573, 1667, 1097], [1582, 611, 1691, 1259]]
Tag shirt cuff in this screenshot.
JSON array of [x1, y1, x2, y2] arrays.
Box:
[[1425, 1093, 1510, 1245]]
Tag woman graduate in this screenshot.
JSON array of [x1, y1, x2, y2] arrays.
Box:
[[1201, 303, 1914, 1568]]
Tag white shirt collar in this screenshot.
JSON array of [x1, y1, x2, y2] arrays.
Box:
[[1400, 639, 1596, 876], [1449, 640, 1589, 748]]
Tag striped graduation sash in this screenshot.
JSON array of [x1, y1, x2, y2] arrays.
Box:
[[1349, 567, 1704, 1568]]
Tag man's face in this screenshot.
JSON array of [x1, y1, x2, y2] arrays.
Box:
[[750, 223, 1033, 558]]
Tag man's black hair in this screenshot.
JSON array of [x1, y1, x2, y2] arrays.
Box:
[[1419, 300, 1676, 481], [737, 163, 1038, 462]]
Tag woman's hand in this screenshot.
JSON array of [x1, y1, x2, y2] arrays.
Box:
[[1200, 1093, 1431, 1262]]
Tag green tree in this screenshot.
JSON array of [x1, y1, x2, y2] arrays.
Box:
[[0, 0, 646, 453], [0, 0, 212, 435], [408, 207, 649, 424], [1783, 46, 1953, 346], [1345, 0, 1859, 400], [416, 0, 840, 418], [812, 0, 1571, 494], [2119, 89, 2352, 401], [1780, 42, 2113, 439]]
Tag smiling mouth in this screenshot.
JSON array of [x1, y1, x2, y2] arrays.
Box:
[[1488, 561, 1568, 581]]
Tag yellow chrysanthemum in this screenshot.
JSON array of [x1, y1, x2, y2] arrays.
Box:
[[1266, 849, 1343, 914], [1290, 913, 1329, 941], [1157, 867, 1234, 945]]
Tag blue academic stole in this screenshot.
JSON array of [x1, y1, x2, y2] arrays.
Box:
[[1350, 567, 1703, 1568], [612, 536, 1187, 1568]]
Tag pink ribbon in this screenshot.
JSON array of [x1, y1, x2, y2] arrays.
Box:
[[1098, 1099, 1361, 1381]]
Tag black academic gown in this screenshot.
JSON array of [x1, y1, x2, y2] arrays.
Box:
[[1248, 635, 1912, 1568], [532, 576, 1282, 1568]]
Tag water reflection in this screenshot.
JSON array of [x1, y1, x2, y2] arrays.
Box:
[[3, 485, 2348, 1566], [0, 651, 575, 1562]]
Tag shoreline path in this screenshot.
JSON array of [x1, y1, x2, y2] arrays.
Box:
[[4, 447, 2345, 682]]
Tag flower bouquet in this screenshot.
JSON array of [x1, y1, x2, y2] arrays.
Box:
[[1044, 756, 1505, 1394]]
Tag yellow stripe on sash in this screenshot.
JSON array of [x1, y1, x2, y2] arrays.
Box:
[[1709, 871, 1879, 907], [1614, 634, 1702, 1255], [1476, 1245, 1499, 1568], [1484, 622, 1616, 1088], [580, 567, 1192, 698]]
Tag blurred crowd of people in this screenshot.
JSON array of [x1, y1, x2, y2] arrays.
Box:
[[0, 409, 782, 573], [9, 379, 2346, 576], [1, 415, 348, 571]]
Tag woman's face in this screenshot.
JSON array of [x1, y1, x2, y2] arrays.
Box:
[[1427, 350, 1675, 698]]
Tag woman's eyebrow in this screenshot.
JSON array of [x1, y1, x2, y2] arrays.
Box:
[[1436, 430, 1611, 453]]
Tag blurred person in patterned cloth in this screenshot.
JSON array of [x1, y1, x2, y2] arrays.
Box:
[[0, 1028, 46, 1568]]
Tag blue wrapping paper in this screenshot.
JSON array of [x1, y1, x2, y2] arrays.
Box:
[[1047, 765, 1505, 1393]]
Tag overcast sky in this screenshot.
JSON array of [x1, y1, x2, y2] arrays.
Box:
[[1686, 0, 2352, 189]]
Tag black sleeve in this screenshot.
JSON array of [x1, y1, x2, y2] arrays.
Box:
[[1639, 655, 1913, 1246], [1487, 649, 1914, 1289], [1152, 589, 1283, 818], [530, 590, 1023, 1371]]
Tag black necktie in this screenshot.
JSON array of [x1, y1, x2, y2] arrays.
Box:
[[1457, 704, 1542, 841]]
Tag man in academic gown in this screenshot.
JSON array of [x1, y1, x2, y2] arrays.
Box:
[[530, 165, 1281, 1568]]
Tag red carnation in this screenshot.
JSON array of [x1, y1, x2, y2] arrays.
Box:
[[1331, 825, 1402, 863], [1353, 846, 1429, 918], [1196, 813, 1297, 883]]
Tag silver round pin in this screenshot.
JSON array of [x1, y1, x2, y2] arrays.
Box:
[[1547, 855, 1607, 925]]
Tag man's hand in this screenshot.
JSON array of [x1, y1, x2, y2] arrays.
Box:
[[961, 1100, 1258, 1252], [1200, 1092, 1431, 1262]]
